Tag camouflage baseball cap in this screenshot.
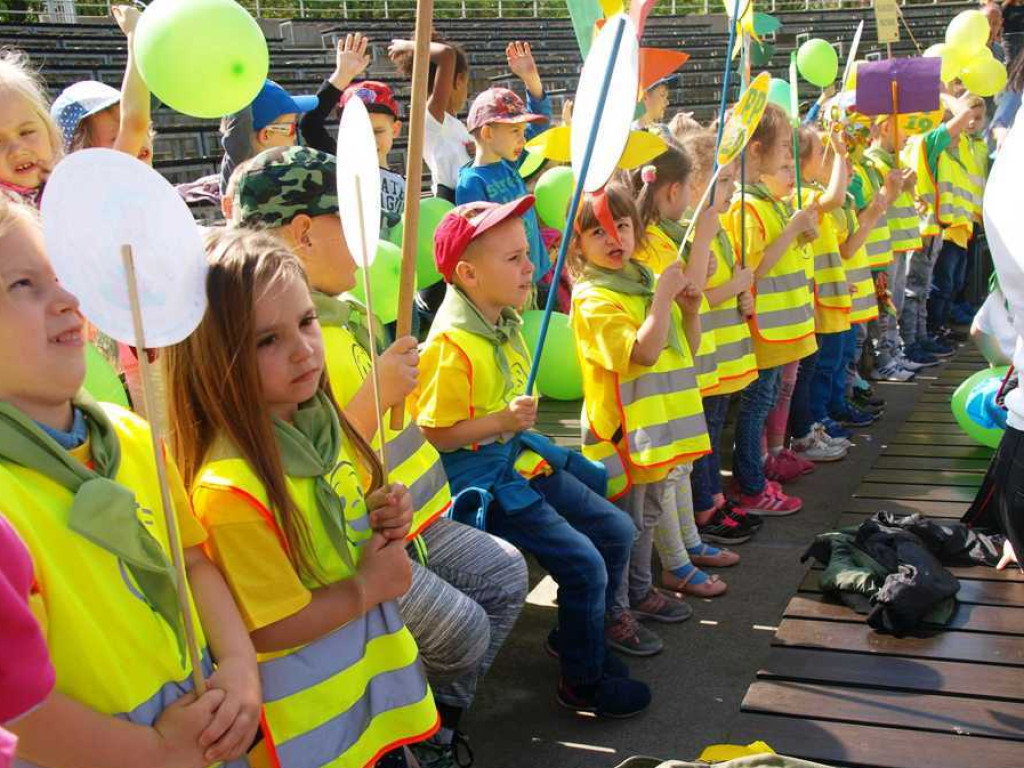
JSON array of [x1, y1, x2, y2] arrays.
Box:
[[233, 146, 339, 228]]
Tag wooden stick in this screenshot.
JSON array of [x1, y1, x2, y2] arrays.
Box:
[[353, 178, 390, 478], [390, 0, 434, 432], [121, 245, 205, 695], [892, 80, 900, 171]]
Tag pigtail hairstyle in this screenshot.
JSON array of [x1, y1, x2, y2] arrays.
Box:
[[629, 144, 692, 227], [164, 228, 384, 585]]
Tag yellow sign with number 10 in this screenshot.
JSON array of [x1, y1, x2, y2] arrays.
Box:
[[718, 71, 771, 167]]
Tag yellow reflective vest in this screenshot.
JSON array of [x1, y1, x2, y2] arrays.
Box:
[[919, 136, 975, 236], [702, 230, 758, 396], [633, 223, 720, 394], [906, 134, 940, 238], [195, 438, 438, 768], [853, 160, 894, 269], [321, 322, 451, 537], [571, 283, 710, 500], [0, 404, 221, 744], [839, 199, 880, 325], [864, 146, 923, 254]]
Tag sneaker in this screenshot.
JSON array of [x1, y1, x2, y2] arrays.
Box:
[[606, 611, 663, 656], [721, 500, 764, 531], [557, 674, 652, 718], [812, 422, 851, 450], [738, 484, 803, 516], [919, 337, 954, 357], [869, 361, 915, 382], [698, 507, 754, 544], [631, 589, 693, 624], [851, 394, 886, 417], [902, 348, 940, 368], [835, 402, 877, 427], [938, 326, 968, 343], [792, 430, 848, 461], [820, 417, 853, 440], [764, 451, 804, 483], [544, 629, 631, 679], [412, 732, 475, 768], [780, 447, 815, 474], [894, 354, 929, 372]]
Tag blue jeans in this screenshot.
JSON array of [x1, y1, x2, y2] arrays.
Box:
[[691, 394, 732, 512], [487, 470, 633, 684], [788, 351, 817, 439], [733, 366, 782, 496], [928, 239, 967, 334], [811, 331, 855, 423]]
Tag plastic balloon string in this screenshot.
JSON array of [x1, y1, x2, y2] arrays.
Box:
[[509, 14, 627, 471], [710, 0, 745, 205]]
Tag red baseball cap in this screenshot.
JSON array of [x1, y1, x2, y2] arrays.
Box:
[[466, 87, 547, 133], [434, 195, 536, 283], [340, 81, 401, 119]]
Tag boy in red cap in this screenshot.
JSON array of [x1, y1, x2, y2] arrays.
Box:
[[412, 196, 653, 719], [456, 41, 552, 292]]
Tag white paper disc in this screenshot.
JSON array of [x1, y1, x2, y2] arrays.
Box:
[[337, 97, 381, 268], [571, 13, 639, 192], [41, 148, 207, 348]]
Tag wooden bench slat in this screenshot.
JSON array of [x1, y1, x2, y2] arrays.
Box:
[[864, 469, 983, 488], [838, 498, 971, 517], [878, 443, 992, 458], [853, 482, 978, 503], [872, 456, 991, 472]]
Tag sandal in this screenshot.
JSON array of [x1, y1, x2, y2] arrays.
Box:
[[687, 543, 740, 568], [661, 565, 728, 598]]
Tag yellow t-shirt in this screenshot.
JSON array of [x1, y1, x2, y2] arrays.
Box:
[[413, 334, 477, 429], [728, 199, 817, 370]]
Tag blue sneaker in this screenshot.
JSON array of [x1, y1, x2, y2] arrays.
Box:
[[820, 417, 853, 440], [834, 403, 876, 427], [901, 348, 940, 368], [919, 337, 954, 357]]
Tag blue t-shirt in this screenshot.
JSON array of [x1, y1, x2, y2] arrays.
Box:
[[456, 91, 552, 282]]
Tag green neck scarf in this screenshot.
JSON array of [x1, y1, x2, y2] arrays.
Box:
[[312, 291, 388, 357], [271, 390, 356, 574], [433, 285, 531, 402], [743, 182, 794, 223], [0, 393, 184, 655], [657, 217, 689, 249], [677, 211, 735, 269], [576, 262, 684, 356]]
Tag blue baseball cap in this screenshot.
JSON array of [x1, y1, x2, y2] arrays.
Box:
[[50, 80, 122, 151], [251, 80, 318, 131]]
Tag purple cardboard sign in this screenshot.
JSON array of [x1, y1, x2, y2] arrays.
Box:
[[854, 57, 941, 116]]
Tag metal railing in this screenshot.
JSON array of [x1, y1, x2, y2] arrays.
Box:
[[2, 0, 960, 24]]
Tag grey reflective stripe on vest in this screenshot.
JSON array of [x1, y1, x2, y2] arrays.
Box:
[[865, 236, 891, 257], [261, 601, 404, 702], [889, 225, 921, 244], [889, 204, 917, 220], [756, 271, 807, 295], [696, 348, 716, 376], [582, 429, 627, 482], [627, 412, 707, 457], [851, 291, 877, 313], [816, 280, 848, 299], [619, 367, 698, 406], [387, 422, 448, 510], [756, 302, 814, 331], [274, 660, 430, 768], [813, 250, 843, 274], [703, 305, 743, 331], [714, 337, 754, 363], [847, 265, 871, 284]]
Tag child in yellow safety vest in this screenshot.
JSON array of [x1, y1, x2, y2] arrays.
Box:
[[791, 125, 859, 461], [568, 184, 710, 648], [412, 196, 651, 718], [229, 147, 528, 762], [0, 200, 261, 768], [164, 228, 439, 768], [726, 103, 819, 517], [626, 144, 746, 599]]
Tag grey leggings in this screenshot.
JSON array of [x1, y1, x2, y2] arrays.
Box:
[[399, 517, 528, 710]]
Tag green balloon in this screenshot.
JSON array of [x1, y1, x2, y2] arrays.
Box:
[[796, 38, 839, 88], [534, 166, 575, 231], [951, 366, 1008, 448], [83, 342, 129, 408], [520, 310, 583, 401], [348, 241, 405, 325], [387, 197, 453, 290], [135, 0, 269, 119], [767, 77, 793, 118]]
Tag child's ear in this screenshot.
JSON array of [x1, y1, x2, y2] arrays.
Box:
[[453, 260, 475, 285], [480, 124, 492, 143], [393, 120, 403, 138], [288, 214, 314, 249]]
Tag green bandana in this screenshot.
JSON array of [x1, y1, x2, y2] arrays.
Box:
[[657, 217, 689, 249], [0, 393, 184, 656], [312, 291, 388, 357], [576, 262, 684, 356], [271, 390, 357, 574], [433, 285, 531, 403], [676, 212, 735, 269], [743, 182, 794, 223]]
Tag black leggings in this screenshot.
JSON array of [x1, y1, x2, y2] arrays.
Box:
[[964, 425, 1024, 571]]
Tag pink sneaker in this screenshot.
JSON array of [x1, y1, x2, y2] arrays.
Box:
[[764, 452, 803, 483], [781, 447, 815, 475], [738, 484, 803, 516]]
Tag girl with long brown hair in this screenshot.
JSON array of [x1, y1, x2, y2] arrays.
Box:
[[164, 228, 438, 768]]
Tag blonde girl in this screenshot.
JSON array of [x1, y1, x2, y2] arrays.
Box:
[[0, 49, 61, 206]]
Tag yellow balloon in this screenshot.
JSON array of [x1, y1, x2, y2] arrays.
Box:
[[925, 42, 968, 83], [945, 10, 990, 57], [961, 54, 1007, 97]]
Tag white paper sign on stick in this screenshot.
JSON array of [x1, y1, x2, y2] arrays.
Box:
[[337, 97, 381, 269], [41, 149, 207, 347], [571, 13, 640, 192]]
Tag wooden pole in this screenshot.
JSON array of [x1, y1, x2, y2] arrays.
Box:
[[390, 0, 434, 432], [354, 177, 390, 479], [892, 81, 900, 170], [122, 245, 205, 695]]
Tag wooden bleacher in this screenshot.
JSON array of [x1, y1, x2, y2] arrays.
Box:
[[726, 345, 1024, 768]]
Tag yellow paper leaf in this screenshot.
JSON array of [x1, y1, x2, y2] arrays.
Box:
[[599, 0, 624, 16], [525, 125, 572, 162], [698, 741, 777, 762], [619, 130, 669, 168]]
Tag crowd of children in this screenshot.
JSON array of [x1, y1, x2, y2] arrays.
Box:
[[0, 6, 1008, 767]]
